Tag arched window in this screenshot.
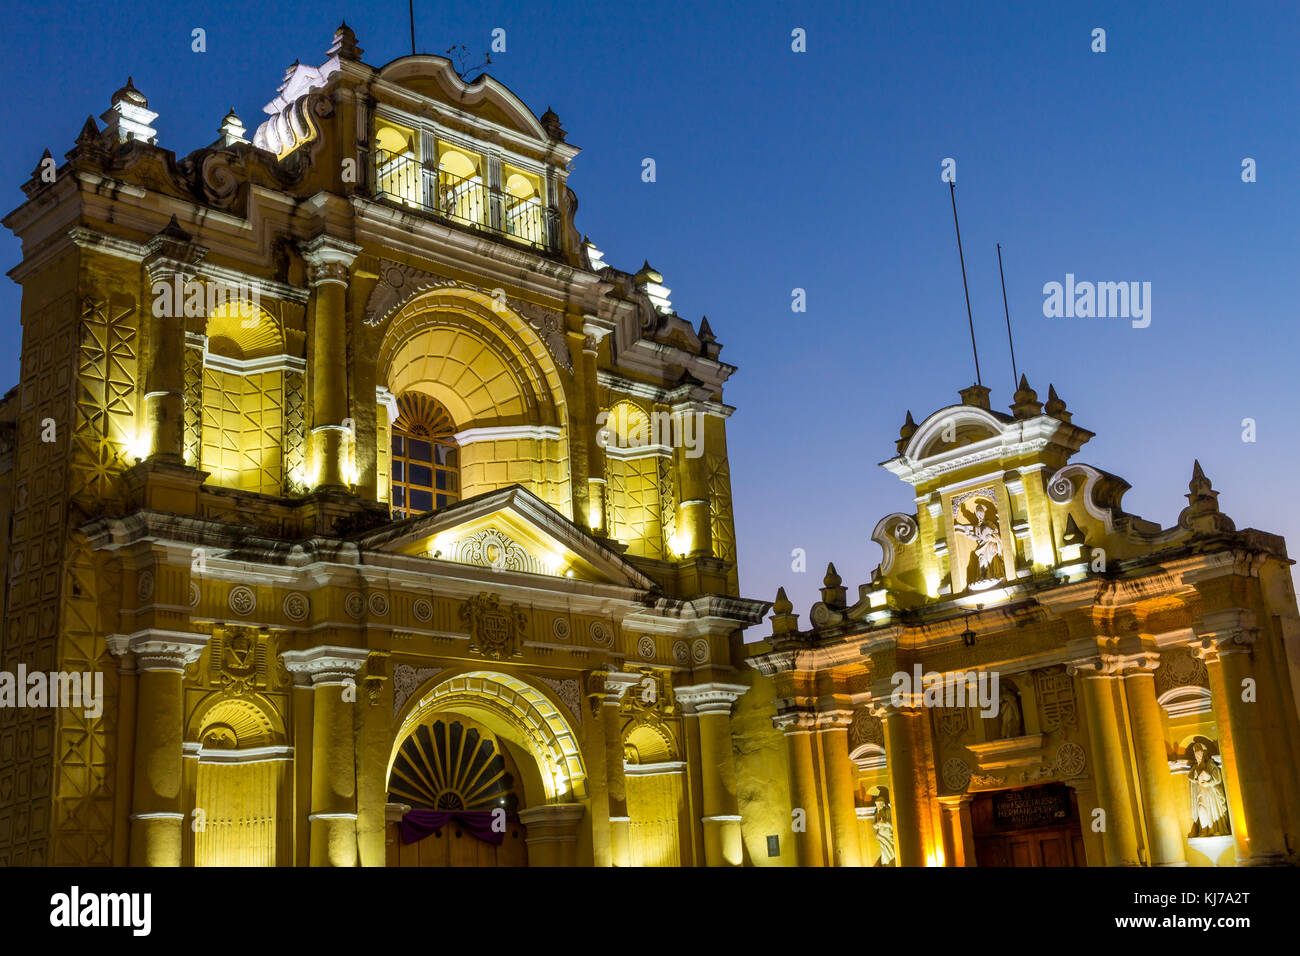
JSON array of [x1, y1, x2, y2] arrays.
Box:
[[391, 392, 460, 518]]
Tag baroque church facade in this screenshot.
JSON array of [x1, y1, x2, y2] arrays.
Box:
[[1, 23, 1298, 867]]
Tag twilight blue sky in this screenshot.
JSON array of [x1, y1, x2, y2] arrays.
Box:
[[2, 1, 1297, 615]]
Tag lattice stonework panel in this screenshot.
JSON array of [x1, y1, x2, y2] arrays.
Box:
[[608, 456, 664, 560], [183, 342, 204, 466], [705, 453, 736, 564], [0, 290, 80, 865], [283, 369, 306, 495], [52, 534, 118, 864], [201, 368, 284, 495], [70, 291, 137, 510]]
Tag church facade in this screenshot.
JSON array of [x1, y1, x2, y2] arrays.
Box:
[[2, 23, 1299, 868], [745, 382, 1300, 867]]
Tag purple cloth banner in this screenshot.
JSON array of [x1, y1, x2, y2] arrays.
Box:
[[399, 809, 507, 846]]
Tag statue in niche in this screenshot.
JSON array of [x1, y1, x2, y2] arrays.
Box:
[[954, 497, 1006, 588], [1187, 740, 1231, 838], [872, 791, 896, 866], [997, 681, 1024, 738]]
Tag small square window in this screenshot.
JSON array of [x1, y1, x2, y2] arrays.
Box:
[[766, 835, 780, 858]]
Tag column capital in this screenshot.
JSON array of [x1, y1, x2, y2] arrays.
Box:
[[107, 629, 208, 672], [675, 681, 748, 716], [281, 646, 369, 686], [1192, 608, 1258, 660], [517, 803, 586, 841], [772, 707, 817, 733], [142, 217, 208, 280], [813, 708, 855, 729], [580, 316, 613, 352], [299, 235, 361, 285]]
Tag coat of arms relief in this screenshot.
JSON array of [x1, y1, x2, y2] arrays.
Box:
[[459, 593, 528, 660]]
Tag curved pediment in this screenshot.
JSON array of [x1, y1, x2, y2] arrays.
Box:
[[376, 56, 549, 142]]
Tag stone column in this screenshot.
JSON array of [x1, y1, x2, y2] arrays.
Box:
[[519, 804, 587, 866], [282, 646, 369, 866], [881, 703, 926, 867], [581, 319, 610, 535], [776, 711, 827, 866], [1121, 652, 1187, 865], [678, 682, 748, 866], [1194, 610, 1286, 865], [597, 670, 638, 866], [818, 710, 864, 867], [108, 630, 209, 866], [1070, 656, 1141, 865], [937, 795, 977, 867], [672, 401, 711, 558], [299, 235, 361, 491], [141, 221, 207, 463]]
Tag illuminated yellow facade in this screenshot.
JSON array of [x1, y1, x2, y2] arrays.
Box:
[[3, 22, 1299, 869], [744, 381, 1300, 867], [0, 24, 767, 866]]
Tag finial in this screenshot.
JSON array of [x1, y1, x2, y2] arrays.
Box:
[[958, 383, 991, 410], [773, 586, 793, 616], [823, 562, 842, 588], [896, 410, 918, 454], [540, 106, 566, 142], [329, 21, 363, 60], [697, 316, 715, 340], [158, 214, 193, 242], [1044, 384, 1071, 422], [1062, 513, 1085, 546], [76, 115, 100, 144], [1181, 459, 1235, 534], [1011, 374, 1042, 419]]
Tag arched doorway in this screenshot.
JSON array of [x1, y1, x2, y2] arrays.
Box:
[[386, 670, 588, 867]]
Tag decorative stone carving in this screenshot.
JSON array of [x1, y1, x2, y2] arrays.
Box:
[[1047, 474, 1075, 503], [448, 527, 547, 575], [672, 641, 689, 665], [538, 676, 583, 727], [1054, 742, 1087, 778], [188, 581, 201, 608], [942, 757, 973, 793], [551, 617, 571, 641], [392, 663, 442, 717], [937, 705, 969, 743], [460, 593, 527, 660], [136, 570, 154, 602], [849, 708, 885, 748], [1035, 668, 1078, 732], [282, 592, 310, 623], [412, 598, 433, 623], [1155, 647, 1210, 694], [589, 620, 612, 646], [344, 591, 365, 620], [367, 592, 390, 616], [228, 585, 256, 616], [691, 639, 709, 664], [637, 635, 656, 660]]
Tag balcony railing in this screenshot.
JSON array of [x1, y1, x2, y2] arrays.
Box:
[[374, 149, 555, 251]]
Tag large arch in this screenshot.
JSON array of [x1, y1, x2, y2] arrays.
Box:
[[391, 669, 588, 807], [377, 286, 567, 431], [376, 286, 572, 512]]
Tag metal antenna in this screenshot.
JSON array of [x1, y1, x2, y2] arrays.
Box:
[[949, 181, 981, 386], [997, 242, 1019, 388], [409, 0, 417, 55]]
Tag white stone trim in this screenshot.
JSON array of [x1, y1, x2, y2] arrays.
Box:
[[603, 442, 673, 461], [204, 352, 306, 376], [308, 812, 359, 821], [453, 424, 562, 444], [1158, 685, 1213, 718], [701, 815, 743, 823], [623, 760, 687, 776], [196, 745, 294, 764], [376, 385, 399, 422], [130, 812, 185, 821]]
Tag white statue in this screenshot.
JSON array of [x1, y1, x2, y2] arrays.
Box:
[[955, 499, 1006, 586], [873, 794, 896, 866], [1187, 741, 1231, 838]]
